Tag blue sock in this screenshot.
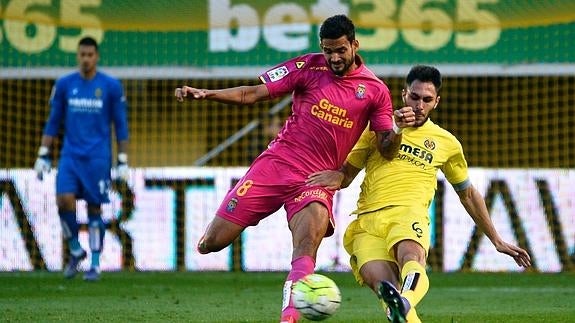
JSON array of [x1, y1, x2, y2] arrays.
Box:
[[59, 211, 82, 255], [88, 213, 105, 269], [69, 240, 82, 255], [91, 251, 101, 269]]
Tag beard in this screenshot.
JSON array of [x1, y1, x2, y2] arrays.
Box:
[[80, 63, 93, 74], [330, 59, 353, 76], [414, 115, 430, 127]]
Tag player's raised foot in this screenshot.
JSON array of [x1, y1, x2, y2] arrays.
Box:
[[279, 316, 296, 323], [83, 267, 101, 282], [384, 306, 393, 322], [378, 281, 409, 323], [63, 250, 87, 279]]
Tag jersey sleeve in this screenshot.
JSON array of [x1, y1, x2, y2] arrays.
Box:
[[346, 128, 375, 169], [368, 85, 393, 132], [258, 55, 308, 99], [43, 78, 66, 136], [441, 140, 471, 191], [111, 79, 129, 141]]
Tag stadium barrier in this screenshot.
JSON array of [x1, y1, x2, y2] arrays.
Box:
[[1, 168, 573, 273]]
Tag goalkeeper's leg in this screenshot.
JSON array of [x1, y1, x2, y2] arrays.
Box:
[[84, 206, 105, 281], [58, 194, 86, 278], [58, 195, 82, 254]]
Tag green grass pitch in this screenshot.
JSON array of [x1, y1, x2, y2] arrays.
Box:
[[1, 271, 573, 322]]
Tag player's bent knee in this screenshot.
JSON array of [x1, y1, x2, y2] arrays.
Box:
[[197, 242, 211, 254], [396, 240, 426, 265], [398, 253, 426, 267], [198, 216, 245, 254], [197, 234, 229, 254]]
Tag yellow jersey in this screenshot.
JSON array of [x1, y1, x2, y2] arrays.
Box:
[[347, 119, 470, 214]]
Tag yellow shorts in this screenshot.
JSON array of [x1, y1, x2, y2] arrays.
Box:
[[343, 205, 430, 285]]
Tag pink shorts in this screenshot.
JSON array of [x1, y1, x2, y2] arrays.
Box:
[[216, 154, 336, 236]]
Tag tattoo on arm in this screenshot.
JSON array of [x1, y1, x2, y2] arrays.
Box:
[[377, 130, 402, 161]]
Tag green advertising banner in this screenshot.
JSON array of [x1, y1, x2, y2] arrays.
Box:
[[1, 0, 574, 69]]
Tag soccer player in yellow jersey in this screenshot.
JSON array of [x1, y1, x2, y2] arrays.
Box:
[[306, 65, 531, 323]]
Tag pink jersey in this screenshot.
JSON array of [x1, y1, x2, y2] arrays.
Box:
[[259, 53, 393, 174], [215, 53, 393, 236]]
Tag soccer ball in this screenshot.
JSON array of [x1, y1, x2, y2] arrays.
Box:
[[292, 273, 341, 321]]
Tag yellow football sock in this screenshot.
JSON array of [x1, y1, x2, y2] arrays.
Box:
[[380, 299, 421, 323], [400, 260, 429, 308], [406, 307, 421, 323]]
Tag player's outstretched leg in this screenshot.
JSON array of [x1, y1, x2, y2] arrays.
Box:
[[63, 249, 87, 279], [280, 256, 315, 323], [378, 281, 410, 323]]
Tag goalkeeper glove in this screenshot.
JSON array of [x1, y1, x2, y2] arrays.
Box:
[[34, 146, 51, 180], [116, 153, 129, 181]]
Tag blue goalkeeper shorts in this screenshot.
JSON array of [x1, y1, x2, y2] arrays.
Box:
[[56, 156, 111, 204]]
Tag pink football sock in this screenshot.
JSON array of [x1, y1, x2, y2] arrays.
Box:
[[280, 256, 315, 321]]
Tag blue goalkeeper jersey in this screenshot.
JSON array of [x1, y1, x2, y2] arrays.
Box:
[[43, 71, 128, 159]]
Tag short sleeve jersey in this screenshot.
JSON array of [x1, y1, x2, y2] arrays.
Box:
[[259, 53, 393, 174], [347, 120, 469, 214], [43, 71, 128, 159]]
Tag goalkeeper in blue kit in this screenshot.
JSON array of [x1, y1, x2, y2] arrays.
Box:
[[34, 36, 129, 281]]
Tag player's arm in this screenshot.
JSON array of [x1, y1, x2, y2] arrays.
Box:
[[175, 84, 270, 105], [34, 135, 56, 180], [34, 82, 66, 179], [375, 107, 415, 160], [306, 162, 362, 190], [38, 135, 55, 150], [42, 82, 66, 143], [456, 185, 531, 268], [112, 81, 129, 150], [115, 139, 129, 181], [112, 80, 130, 180], [117, 140, 128, 155], [116, 139, 129, 164], [338, 162, 362, 188]]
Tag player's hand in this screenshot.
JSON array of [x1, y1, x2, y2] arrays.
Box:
[[306, 170, 344, 190], [116, 153, 129, 181], [34, 147, 51, 181], [394, 106, 416, 129], [495, 241, 532, 268], [175, 86, 207, 102], [34, 157, 51, 180]]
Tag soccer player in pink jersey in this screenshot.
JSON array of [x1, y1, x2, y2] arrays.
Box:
[[175, 15, 415, 323]]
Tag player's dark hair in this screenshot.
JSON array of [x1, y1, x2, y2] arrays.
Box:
[[319, 14, 355, 42], [78, 36, 99, 51], [406, 65, 442, 91]]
